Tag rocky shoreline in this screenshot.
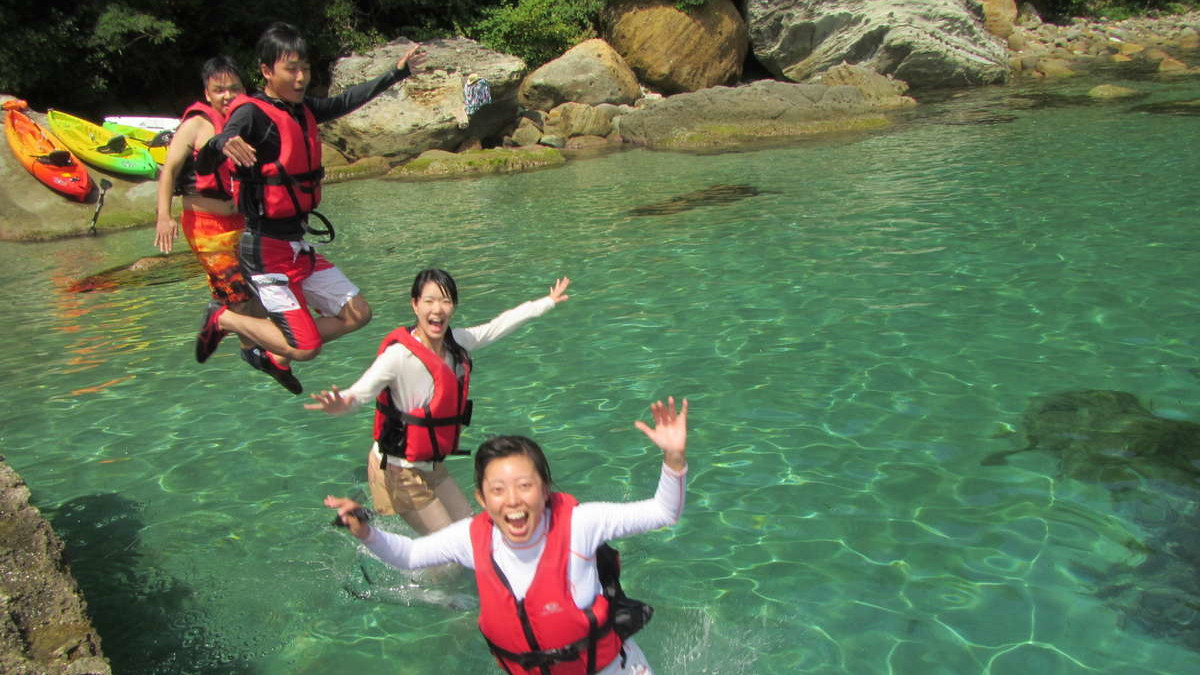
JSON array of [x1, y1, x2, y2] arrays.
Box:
[[0, 459, 111, 675], [2, 5, 1198, 243]]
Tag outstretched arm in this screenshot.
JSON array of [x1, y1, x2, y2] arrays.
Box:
[[453, 276, 572, 351], [304, 385, 358, 414], [634, 396, 688, 472]]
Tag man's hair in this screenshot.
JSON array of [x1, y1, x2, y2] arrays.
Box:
[[200, 55, 242, 87], [256, 21, 308, 68]]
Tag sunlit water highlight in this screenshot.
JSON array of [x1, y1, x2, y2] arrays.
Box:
[[2, 73, 1200, 674]]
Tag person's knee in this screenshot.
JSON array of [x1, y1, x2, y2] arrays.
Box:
[[288, 345, 322, 362], [342, 296, 372, 331]]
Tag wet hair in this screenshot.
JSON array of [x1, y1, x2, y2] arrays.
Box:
[[474, 436, 553, 494], [256, 21, 309, 68], [409, 268, 460, 305], [200, 55, 243, 88], [409, 268, 469, 366]]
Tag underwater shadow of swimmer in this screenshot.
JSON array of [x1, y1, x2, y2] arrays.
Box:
[[627, 184, 765, 216], [983, 389, 1200, 650], [65, 253, 203, 293], [50, 493, 256, 674]]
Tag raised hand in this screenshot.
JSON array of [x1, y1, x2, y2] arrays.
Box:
[[547, 277, 571, 304], [634, 396, 688, 471], [304, 385, 354, 414], [399, 44, 427, 72]]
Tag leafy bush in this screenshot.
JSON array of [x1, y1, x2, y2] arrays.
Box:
[[471, 0, 605, 68]]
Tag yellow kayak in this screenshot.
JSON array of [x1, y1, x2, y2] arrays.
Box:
[[102, 121, 172, 164], [47, 109, 157, 178]]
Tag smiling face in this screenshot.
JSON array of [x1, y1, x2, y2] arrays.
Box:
[[261, 52, 309, 104], [204, 72, 245, 117], [476, 454, 550, 543], [411, 280, 457, 345]]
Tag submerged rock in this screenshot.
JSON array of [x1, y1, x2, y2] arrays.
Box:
[[628, 184, 763, 216], [986, 390, 1200, 650], [65, 254, 202, 293], [983, 389, 1200, 485], [1130, 98, 1200, 115]]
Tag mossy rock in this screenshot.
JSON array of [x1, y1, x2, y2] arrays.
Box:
[[325, 156, 390, 184], [385, 147, 566, 181], [653, 116, 892, 151]]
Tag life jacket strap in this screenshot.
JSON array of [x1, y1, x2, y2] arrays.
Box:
[[483, 622, 615, 672]]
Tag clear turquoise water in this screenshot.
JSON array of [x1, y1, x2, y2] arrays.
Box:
[[3, 72, 1200, 674]]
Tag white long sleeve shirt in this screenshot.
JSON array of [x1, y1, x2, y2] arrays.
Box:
[[340, 296, 558, 413], [363, 462, 688, 608]]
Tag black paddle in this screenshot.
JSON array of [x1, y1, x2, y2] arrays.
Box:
[[88, 179, 113, 236]]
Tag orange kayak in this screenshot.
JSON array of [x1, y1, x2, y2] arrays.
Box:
[[3, 102, 92, 202]]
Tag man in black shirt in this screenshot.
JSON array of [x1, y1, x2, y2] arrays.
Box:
[[194, 22, 425, 391]]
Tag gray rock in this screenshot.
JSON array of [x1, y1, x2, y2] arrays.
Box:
[[614, 78, 914, 150], [323, 37, 526, 161], [544, 102, 622, 139], [745, 0, 1011, 89], [518, 39, 641, 111]]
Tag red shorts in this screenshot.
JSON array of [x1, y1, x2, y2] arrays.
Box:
[[237, 233, 360, 350], [181, 210, 250, 304]]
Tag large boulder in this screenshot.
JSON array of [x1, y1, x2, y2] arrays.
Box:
[[980, 0, 1019, 39], [745, 0, 1011, 89], [614, 78, 915, 150], [602, 0, 749, 94], [322, 37, 526, 161], [543, 102, 624, 139], [518, 39, 641, 111], [0, 460, 111, 675]]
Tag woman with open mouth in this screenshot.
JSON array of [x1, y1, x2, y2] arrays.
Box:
[[307, 268, 570, 536], [327, 396, 688, 674]]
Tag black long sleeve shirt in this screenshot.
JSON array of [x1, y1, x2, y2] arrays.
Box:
[[198, 66, 408, 238]]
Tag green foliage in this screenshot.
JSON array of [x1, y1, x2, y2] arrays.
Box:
[[1033, 0, 1199, 21], [471, 0, 605, 68], [90, 3, 181, 54]]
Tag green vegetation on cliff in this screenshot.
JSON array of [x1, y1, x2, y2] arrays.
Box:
[[0, 0, 1195, 117]]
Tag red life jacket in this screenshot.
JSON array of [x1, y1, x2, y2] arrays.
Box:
[[470, 492, 624, 675], [372, 327, 472, 464], [175, 102, 234, 199], [225, 94, 323, 220]]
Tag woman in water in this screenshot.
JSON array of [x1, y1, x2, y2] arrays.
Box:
[[326, 396, 688, 674], [307, 269, 570, 535]]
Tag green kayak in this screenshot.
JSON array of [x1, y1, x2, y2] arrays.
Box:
[[47, 109, 157, 179], [101, 121, 171, 165]]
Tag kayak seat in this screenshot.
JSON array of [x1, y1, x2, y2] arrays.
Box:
[[36, 150, 74, 167], [97, 135, 128, 154]]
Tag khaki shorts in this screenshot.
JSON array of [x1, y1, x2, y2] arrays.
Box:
[[367, 451, 454, 515]]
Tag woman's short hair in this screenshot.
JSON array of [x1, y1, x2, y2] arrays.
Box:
[[474, 435, 552, 494]]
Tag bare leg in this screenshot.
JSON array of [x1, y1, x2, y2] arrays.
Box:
[[314, 294, 372, 342]]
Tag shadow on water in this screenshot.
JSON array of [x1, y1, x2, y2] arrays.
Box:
[[983, 390, 1200, 650], [49, 493, 258, 675]]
